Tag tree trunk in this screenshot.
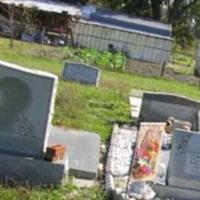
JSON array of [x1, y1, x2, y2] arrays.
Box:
[[151, 0, 161, 20], [9, 5, 14, 49], [168, 0, 184, 24]]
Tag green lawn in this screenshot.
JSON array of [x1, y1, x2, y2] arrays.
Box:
[[0, 182, 110, 200], [0, 38, 200, 199], [168, 51, 195, 75]]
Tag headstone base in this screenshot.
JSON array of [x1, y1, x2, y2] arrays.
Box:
[[0, 126, 100, 185], [0, 152, 68, 185], [153, 184, 200, 200]]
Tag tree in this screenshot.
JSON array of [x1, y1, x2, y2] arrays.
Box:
[[19, 6, 39, 38], [0, 3, 15, 48], [90, 0, 151, 17], [167, 0, 199, 46], [151, 0, 162, 20]]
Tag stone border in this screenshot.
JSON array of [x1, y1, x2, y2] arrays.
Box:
[[105, 124, 137, 200]]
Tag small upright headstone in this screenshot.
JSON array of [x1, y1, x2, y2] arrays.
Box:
[[0, 61, 58, 158], [168, 129, 200, 191], [63, 62, 101, 86], [139, 92, 200, 131]]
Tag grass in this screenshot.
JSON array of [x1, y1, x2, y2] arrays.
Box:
[[0, 181, 110, 200], [168, 51, 195, 75], [0, 38, 200, 199], [167, 42, 197, 75]]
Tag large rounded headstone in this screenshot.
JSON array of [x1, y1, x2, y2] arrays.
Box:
[[0, 61, 58, 157]]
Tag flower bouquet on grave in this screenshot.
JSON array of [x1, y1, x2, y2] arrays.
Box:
[[131, 123, 164, 181]]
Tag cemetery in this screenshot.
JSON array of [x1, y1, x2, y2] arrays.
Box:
[[0, 50, 200, 199], [0, 1, 199, 199], [0, 35, 200, 200], [0, 0, 200, 200]]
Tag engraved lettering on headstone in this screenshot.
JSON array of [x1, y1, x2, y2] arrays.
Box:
[[16, 114, 35, 137], [177, 134, 191, 154], [0, 77, 32, 132], [63, 63, 100, 86], [186, 152, 200, 175]]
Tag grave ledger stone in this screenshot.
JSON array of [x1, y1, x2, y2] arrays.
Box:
[[63, 62, 101, 86], [168, 129, 200, 191]]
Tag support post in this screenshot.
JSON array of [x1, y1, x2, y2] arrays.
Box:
[[160, 62, 166, 77]]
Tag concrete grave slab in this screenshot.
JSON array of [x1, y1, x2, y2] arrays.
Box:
[[48, 126, 100, 180], [139, 92, 200, 131], [0, 151, 68, 186], [63, 62, 101, 86], [0, 61, 58, 158], [168, 129, 200, 191]]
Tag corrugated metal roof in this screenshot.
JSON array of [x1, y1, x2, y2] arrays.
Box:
[[79, 19, 172, 41], [89, 8, 172, 38], [0, 0, 81, 15]]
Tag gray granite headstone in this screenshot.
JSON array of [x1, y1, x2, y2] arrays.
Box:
[[139, 92, 200, 131], [168, 129, 200, 191], [0, 61, 58, 158], [63, 62, 100, 86]]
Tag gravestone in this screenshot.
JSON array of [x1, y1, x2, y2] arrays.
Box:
[[139, 92, 200, 131], [0, 61, 58, 158], [168, 129, 200, 191], [63, 62, 101, 86], [0, 61, 71, 185]]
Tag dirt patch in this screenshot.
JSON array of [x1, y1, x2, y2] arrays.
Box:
[[126, 59, 200, 86]]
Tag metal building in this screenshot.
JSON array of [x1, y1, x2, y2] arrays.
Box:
[[73, 9, 172, 65]]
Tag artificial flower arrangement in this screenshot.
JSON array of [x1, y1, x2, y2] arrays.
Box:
[[131, 123, 164, 181]]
